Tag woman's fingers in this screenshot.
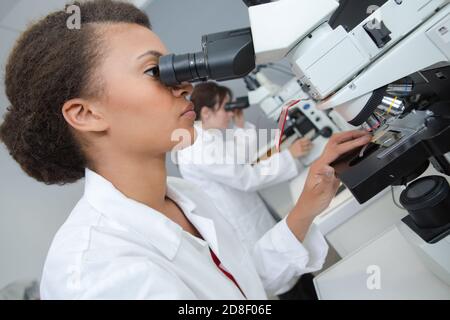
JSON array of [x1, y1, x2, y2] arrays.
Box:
[[331, 130, 370, 144], [336, 134, 372, 156], [321, 132, 371, 164]]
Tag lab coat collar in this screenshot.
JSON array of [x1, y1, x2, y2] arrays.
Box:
[[166, 177, 221, 256], [83, 169, 220, 260], [84, 168, 184, 260]]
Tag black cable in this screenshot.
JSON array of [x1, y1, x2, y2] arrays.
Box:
[[391, 186, 405, 210], [428, 115, 450, 120]]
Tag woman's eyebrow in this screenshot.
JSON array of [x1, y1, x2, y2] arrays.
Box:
[[136, 50, 163, 60]]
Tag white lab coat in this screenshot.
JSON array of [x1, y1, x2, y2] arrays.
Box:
[[40, 168, 328, 299], [177, 123, 303, 252]]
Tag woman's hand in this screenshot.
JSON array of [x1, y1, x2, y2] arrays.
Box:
[[287, 130, 372, 242], [288, 137, 313, 158], [233, 109, 245, 128]]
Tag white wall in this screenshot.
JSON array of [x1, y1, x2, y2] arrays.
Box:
[[0, 145, 83, 289], [0, 0, 84, 290], [0, 0, 159, 292]]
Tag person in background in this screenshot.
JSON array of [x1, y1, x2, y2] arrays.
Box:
[[177, 82, 312, 254], [177, 82, 319, 299]]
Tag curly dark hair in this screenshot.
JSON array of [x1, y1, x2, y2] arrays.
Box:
[[190, 82, 233, 121], [0, 0, 151, 185]]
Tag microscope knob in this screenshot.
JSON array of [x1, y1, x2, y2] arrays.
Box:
[[319, 126, 333, 138]]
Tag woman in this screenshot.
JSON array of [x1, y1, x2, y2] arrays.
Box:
[[0, 0, 371, 299], [177, 82, 313, 253]]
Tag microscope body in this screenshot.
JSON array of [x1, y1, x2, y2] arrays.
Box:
[[247, 75, 342, 166]]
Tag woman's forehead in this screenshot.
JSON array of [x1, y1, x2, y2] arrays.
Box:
[[103, 23, 168, 58]]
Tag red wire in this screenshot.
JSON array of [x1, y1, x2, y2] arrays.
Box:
[[277, 99, 303, 151]]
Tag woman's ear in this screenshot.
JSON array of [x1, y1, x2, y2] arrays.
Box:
[[62, 98, 109, 133], [200, 106, 210, 120]]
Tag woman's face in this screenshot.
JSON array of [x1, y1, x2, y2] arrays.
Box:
[[91, 23, 195, 156], [202, 94, 233, 130]]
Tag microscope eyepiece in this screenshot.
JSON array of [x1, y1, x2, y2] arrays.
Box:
[[224, 97, 250, 111], [159, 52, 208, 85], [158, 28, 256, 86]]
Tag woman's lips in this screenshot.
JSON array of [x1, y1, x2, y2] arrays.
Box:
[[181, 103, 196, 120], [182, 110, 196, 120]]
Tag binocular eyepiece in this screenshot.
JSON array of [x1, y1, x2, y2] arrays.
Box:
[[158, 28, 256, 86], [224, 97, 250, 111]]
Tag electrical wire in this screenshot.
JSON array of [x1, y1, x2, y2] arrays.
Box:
[[429, 115, 450, 120], [391, 186, 405, 210]]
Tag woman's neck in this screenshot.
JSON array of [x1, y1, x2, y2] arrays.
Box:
[[92, 150, 168, 212], [200, 120, 216, 131], [90, 145, 205, 238]]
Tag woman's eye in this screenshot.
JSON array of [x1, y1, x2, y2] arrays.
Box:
[[144, 66, 160, 78]]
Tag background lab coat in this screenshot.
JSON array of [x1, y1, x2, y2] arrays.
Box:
[[177, 123, 303, 252], [40, 169, 328, 299]]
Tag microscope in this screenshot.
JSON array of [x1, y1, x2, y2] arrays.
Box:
[[224, 96, 251, 112], [244, 70, 342, 166], [159, 0, 450, 286]]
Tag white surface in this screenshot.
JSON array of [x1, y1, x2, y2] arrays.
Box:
[[314, 188, 381, 236], [248, 86, 271, 106], [291, 25, 370, 99], [318, 2, 450, 110], [324, 190, 406, 257], [249, 0, 339, 64], [397, 222, 450, 286], [314, 226, 450, 299]]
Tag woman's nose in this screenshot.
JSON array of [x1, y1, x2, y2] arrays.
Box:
[[170, 82, 193, 98]]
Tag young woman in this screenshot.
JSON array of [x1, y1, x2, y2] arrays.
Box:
[[177, 82, 313, 253], [0, 0, 371, 299]]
